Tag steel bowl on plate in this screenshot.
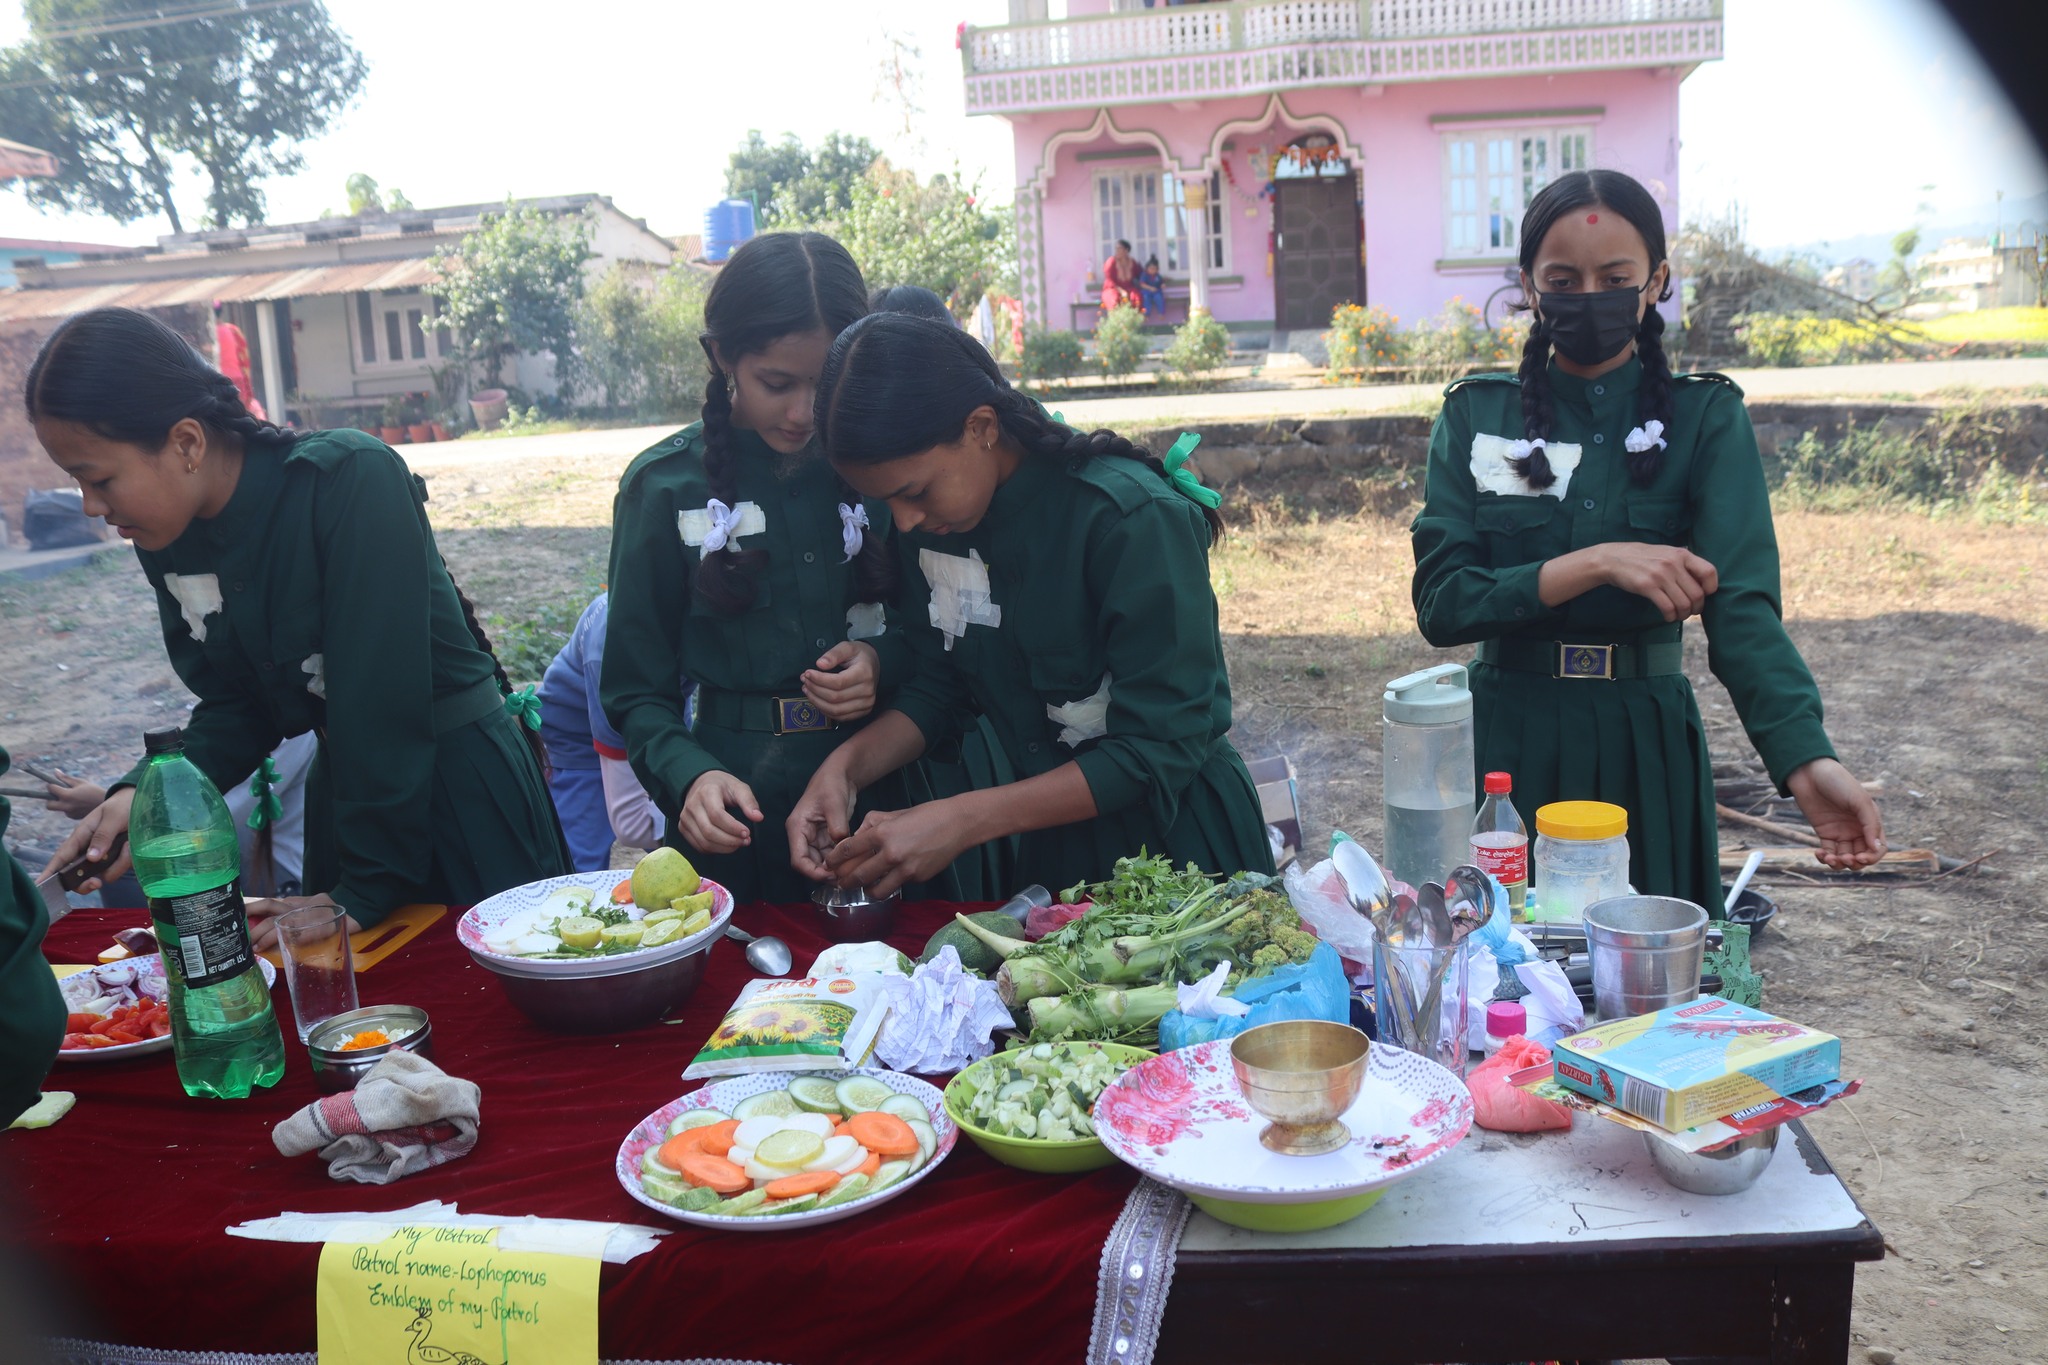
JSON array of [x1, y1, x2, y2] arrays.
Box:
[[306, 1004, 433, 1093], [811, 885, 899, 943], [470, 937, 719, 1034]]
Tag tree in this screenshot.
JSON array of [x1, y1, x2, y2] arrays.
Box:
[[433, 201, 593, 391], [725, 129, 880, 226], [1877, 228, 1923, 309], [578, 263, 709, 418], [815, 159, 1014, 316], [334, 173, 412, 217], [0, 0, 366, 232]]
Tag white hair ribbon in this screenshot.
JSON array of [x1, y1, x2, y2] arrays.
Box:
[[838, 502, 870, 563], [1505, 438, 1546, 461], [698, 499, 743, 554], [1624, 420, 1668, 454]]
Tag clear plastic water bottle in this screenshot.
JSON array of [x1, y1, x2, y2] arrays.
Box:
[[1470, 771, 1529, 919], [130, 727, 286, 1099], [1382, 664, 1475, 890]]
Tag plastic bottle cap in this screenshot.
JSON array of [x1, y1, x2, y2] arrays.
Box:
[[1534, 800, 1628, 840], [1483, 771, 1512, 795], [1484, 1000, 1527, 1036], [142, 726, 185, 755], [1382, 663, 1472, 725]]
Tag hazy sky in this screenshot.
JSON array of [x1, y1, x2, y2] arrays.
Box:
[[0, 0, 2041, 253]]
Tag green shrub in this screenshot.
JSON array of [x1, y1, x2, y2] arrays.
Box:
[[1409, 297, 1489, 382], [1734, 312, 1929, 367], [1324, 304, 1404, 377], [1163, 311, 1231, 379], [1094, 303, 1148, 378], [576, 264, 709, 419], [1020, 327, 1085, 382]]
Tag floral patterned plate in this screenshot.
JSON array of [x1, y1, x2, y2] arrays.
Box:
[[1093, 1039, 1474, 1207], [56, 953, 277, 1063], [457, 870, 732, 977], [615, 1068, 957, 1232]]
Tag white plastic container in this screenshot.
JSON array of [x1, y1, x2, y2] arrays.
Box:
[[1381, 664, 1475, 891], [1532, 801, 1630, 922]]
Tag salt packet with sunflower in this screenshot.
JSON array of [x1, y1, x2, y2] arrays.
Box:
[[683, 973, 890, 1080]]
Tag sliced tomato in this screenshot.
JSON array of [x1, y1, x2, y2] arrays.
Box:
[[65, 1012, 101, 1032]]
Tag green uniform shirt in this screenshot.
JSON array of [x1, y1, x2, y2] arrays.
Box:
[[124, 432, 566, 925], [1412, 358, 1836, 907], [0, 743, 64, 1125], [887, 451, 1273, 891]]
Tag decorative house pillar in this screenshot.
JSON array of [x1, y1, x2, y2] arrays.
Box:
[[1015, 188, 1047, 329], [254, 302, 287, 421], [1182, 177, 1211, 317]]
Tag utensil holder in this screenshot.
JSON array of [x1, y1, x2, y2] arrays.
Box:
[[1371, 937, 1470, 1077]]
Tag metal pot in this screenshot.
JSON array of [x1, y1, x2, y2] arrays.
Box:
[[306, 1004, 434, 1094], [470, 937, 717, 1033], [811, 885, 900, 943]]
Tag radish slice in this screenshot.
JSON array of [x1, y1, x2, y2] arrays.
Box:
[[733, 1116, 786, 1150], [782, 1112, 836, 1139], [802, 1135, 859, 1173], [830, 1144, 870, 1176]]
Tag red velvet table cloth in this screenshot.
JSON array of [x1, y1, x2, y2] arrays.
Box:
[[9, 903, 1138, 1364]]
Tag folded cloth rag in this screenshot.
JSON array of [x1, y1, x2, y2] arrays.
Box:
[[272, 1050, 481, 1184]]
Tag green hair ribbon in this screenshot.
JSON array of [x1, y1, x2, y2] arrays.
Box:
[[505, 685, 543, 732], [246, 757, 282, 832], [1162, 432, 1221, 510]]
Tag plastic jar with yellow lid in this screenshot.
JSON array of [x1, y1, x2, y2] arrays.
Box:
[[1532, 801, 1630, 921]]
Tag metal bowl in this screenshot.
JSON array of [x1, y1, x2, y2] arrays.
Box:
[[1723, 883, 1779, 936], [306, 1004, 433, 1094], [811, 885, 900, 943], [469, 937, 717, 1033], [1228, 1020, 1370, 1156], [1643, 1123, 1781, 1195]]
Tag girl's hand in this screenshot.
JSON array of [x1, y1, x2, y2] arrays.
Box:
[[1786, 758, 1887, 870], [45, 771, 107, 821], [786, 766, 859, 882], [1597, 542, 1720, 621], [245, 894, 361, 953], [41, 788, 135, 894], [800, 641, 880, 723], [678, 770, 763, 854], [824, 804, 965, 900]]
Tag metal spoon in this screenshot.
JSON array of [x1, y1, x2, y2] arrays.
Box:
[[723, 924, 793, 976]]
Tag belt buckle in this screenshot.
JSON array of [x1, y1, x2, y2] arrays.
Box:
[[773, 697, 833, 734], [1556, 643, 1616, 680]]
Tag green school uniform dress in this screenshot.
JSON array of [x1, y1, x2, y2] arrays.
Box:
[[0, 743, 65, 1126], [121, 432, 569, 927], [1411, 358, 1836, 911], [886, 451, 1273, 892], [602, 423, 990, 905]]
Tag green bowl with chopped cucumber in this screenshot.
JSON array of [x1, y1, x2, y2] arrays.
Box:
[[944, 1041, 1156, 1174]]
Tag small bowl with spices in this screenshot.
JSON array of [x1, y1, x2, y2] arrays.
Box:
[[306, 1004, 434, 1093]]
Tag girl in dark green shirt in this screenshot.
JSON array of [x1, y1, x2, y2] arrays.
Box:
[[786, 313, 1272, 897], [1411, 169, 1884, 909], [0, 742, 64, 1126], [30, 308, 567, 942]]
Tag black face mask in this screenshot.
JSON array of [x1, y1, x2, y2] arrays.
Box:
[[1538, 283, 1650, 366]]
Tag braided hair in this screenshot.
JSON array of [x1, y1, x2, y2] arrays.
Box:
[[694, 232, 895, 612], [1507, 169, 1677, 491], [816, 312, 1225, 545], [25, 306, 550, 774]]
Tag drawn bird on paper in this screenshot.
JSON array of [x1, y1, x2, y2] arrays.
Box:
[[404, 1306, 498, 1365]]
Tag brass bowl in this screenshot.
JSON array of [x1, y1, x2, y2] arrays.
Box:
[[1228, 1020, 1370, 1156]]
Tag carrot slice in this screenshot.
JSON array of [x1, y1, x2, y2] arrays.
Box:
[[612, 878, 635, 905], [679, 1151, 751, 1194], [846, 1111, 919, 1157], [763, 1169, 840, 1200], [855, 1150, 882, 1178], [657, 1131, 707, 1171], [692, 1119, 741, 1158]]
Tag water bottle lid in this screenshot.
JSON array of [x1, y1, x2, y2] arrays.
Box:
[[1485, 1000, 1527, 1036], [142, 726, 185, 755], [1483, 771, 1513, 795], [1535, 800, 1628, 840], [1382, 663, 1472, 725]]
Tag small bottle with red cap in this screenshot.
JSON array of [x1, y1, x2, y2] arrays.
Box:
[[1470, 771, 1529, 919]]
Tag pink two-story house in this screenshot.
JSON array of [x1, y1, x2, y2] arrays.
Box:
[[963, 0, 1723, 338]]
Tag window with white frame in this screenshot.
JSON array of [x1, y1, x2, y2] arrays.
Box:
[[1094, 167, 1227, 278], [1441, 126, 1592, 258], [352, 288, 455, 367]]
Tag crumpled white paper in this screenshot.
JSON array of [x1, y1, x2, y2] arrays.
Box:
[[1047, 672, 1112, 747], [225, 1200, 668, 1263], [920, 547, 1001, 651], [1470, 432, 1584, 499], [873, 946, 1014, 1073], [1624, 419, 1668, 453], [1175, 961, 1251, 1020], [163, 572, 223, 641], [678, 499, 766, 549], [807, 941, 909, 978], [846, 601, 886, 641]]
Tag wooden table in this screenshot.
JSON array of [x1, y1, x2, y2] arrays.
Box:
[[1158, 1116, 1882, 1364]]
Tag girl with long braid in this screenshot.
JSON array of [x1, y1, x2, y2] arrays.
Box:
[[1412, 169, 1884, 910], [30, 307, 569, 948], [786, 312, 1272, 898]]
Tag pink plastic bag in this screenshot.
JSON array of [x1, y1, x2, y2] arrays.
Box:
[[1469, 1036, 1573, 1133], [1025, 899, 1090, 941]]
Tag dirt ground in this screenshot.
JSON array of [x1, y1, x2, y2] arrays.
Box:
[[3, 450, 2043, 1365]]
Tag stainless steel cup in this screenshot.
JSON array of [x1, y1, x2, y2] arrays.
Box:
[[1583, 895, 1708, 1021]]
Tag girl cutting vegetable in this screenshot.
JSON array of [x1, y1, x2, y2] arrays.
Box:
[[1410, 169, 1885, 910], [30, 308, 568, 946], [785, 312, 1273, 897]]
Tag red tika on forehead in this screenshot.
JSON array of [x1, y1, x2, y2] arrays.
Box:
[[1587, 212, 1600, 224]]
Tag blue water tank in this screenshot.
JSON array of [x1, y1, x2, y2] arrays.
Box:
[[703, 198, 757, 263]]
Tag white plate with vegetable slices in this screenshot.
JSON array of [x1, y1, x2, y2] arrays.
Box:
[[616, 1069, 955, 1231], [457, 868, 732, 977]]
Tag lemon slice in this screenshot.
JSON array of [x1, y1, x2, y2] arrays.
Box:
[[556, 915, 603, 949], [755, 1129, 825, 1170]]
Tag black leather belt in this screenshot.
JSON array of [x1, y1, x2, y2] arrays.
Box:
[[1476, 637, 1685, 680]]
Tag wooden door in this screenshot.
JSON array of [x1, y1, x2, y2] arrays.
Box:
[[1274, 177, 1363, 331]]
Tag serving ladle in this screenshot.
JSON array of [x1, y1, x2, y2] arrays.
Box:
[[723, 924, 794, 977]]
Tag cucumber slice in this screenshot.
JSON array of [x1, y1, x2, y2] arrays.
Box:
[[906, 1117, 937, 1168], [733, 1090, 800, 1120], [640, 1148, 680, 1177], [867, 1158, 913, 1195], [665, 1108, 731, 1137], [788, 1075, 844, 1114], [816, 1172, 871, 1209], [639, 1171, 693, 1204], [674, 1185, 723, 1213], [834, 1075, 895, 1116], [750, 1193, 820, 1217], [878, 1093, 928, 1123], [756, 1129, 824, 1169], [710, 1188, 770, 1217], [997, 1078, 1038, 1104]]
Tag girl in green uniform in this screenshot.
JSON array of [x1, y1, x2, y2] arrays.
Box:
[[1, 742, 64, 1125], [30, 308, 568, 946], [602, 233, 976, 904], [786, 313, 1273, 898], [1411, 170, 1885, 910]]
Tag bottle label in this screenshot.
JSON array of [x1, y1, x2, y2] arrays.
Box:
[[1471, 837, 1528, 886], [150, 879, 255, 990]]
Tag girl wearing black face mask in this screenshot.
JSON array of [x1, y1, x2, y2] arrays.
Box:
[[1410, 169, 1885, 912]]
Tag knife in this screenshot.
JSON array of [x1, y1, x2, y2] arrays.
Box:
[[34, 867, 70, 922]]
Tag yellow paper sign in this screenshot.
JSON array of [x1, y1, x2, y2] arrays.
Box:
[[316, 1225, 597, 1365]]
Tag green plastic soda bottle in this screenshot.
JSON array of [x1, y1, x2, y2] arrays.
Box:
[[130, 726, 286, 1098]]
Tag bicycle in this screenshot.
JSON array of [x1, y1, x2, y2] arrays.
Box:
[[1482, 264, 1525, 333]]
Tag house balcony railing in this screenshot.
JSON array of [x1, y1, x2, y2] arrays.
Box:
[[963, 0, 1723, 115]]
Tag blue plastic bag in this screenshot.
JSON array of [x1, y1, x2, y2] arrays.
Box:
[[1157, 942, 1351, 1053]]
